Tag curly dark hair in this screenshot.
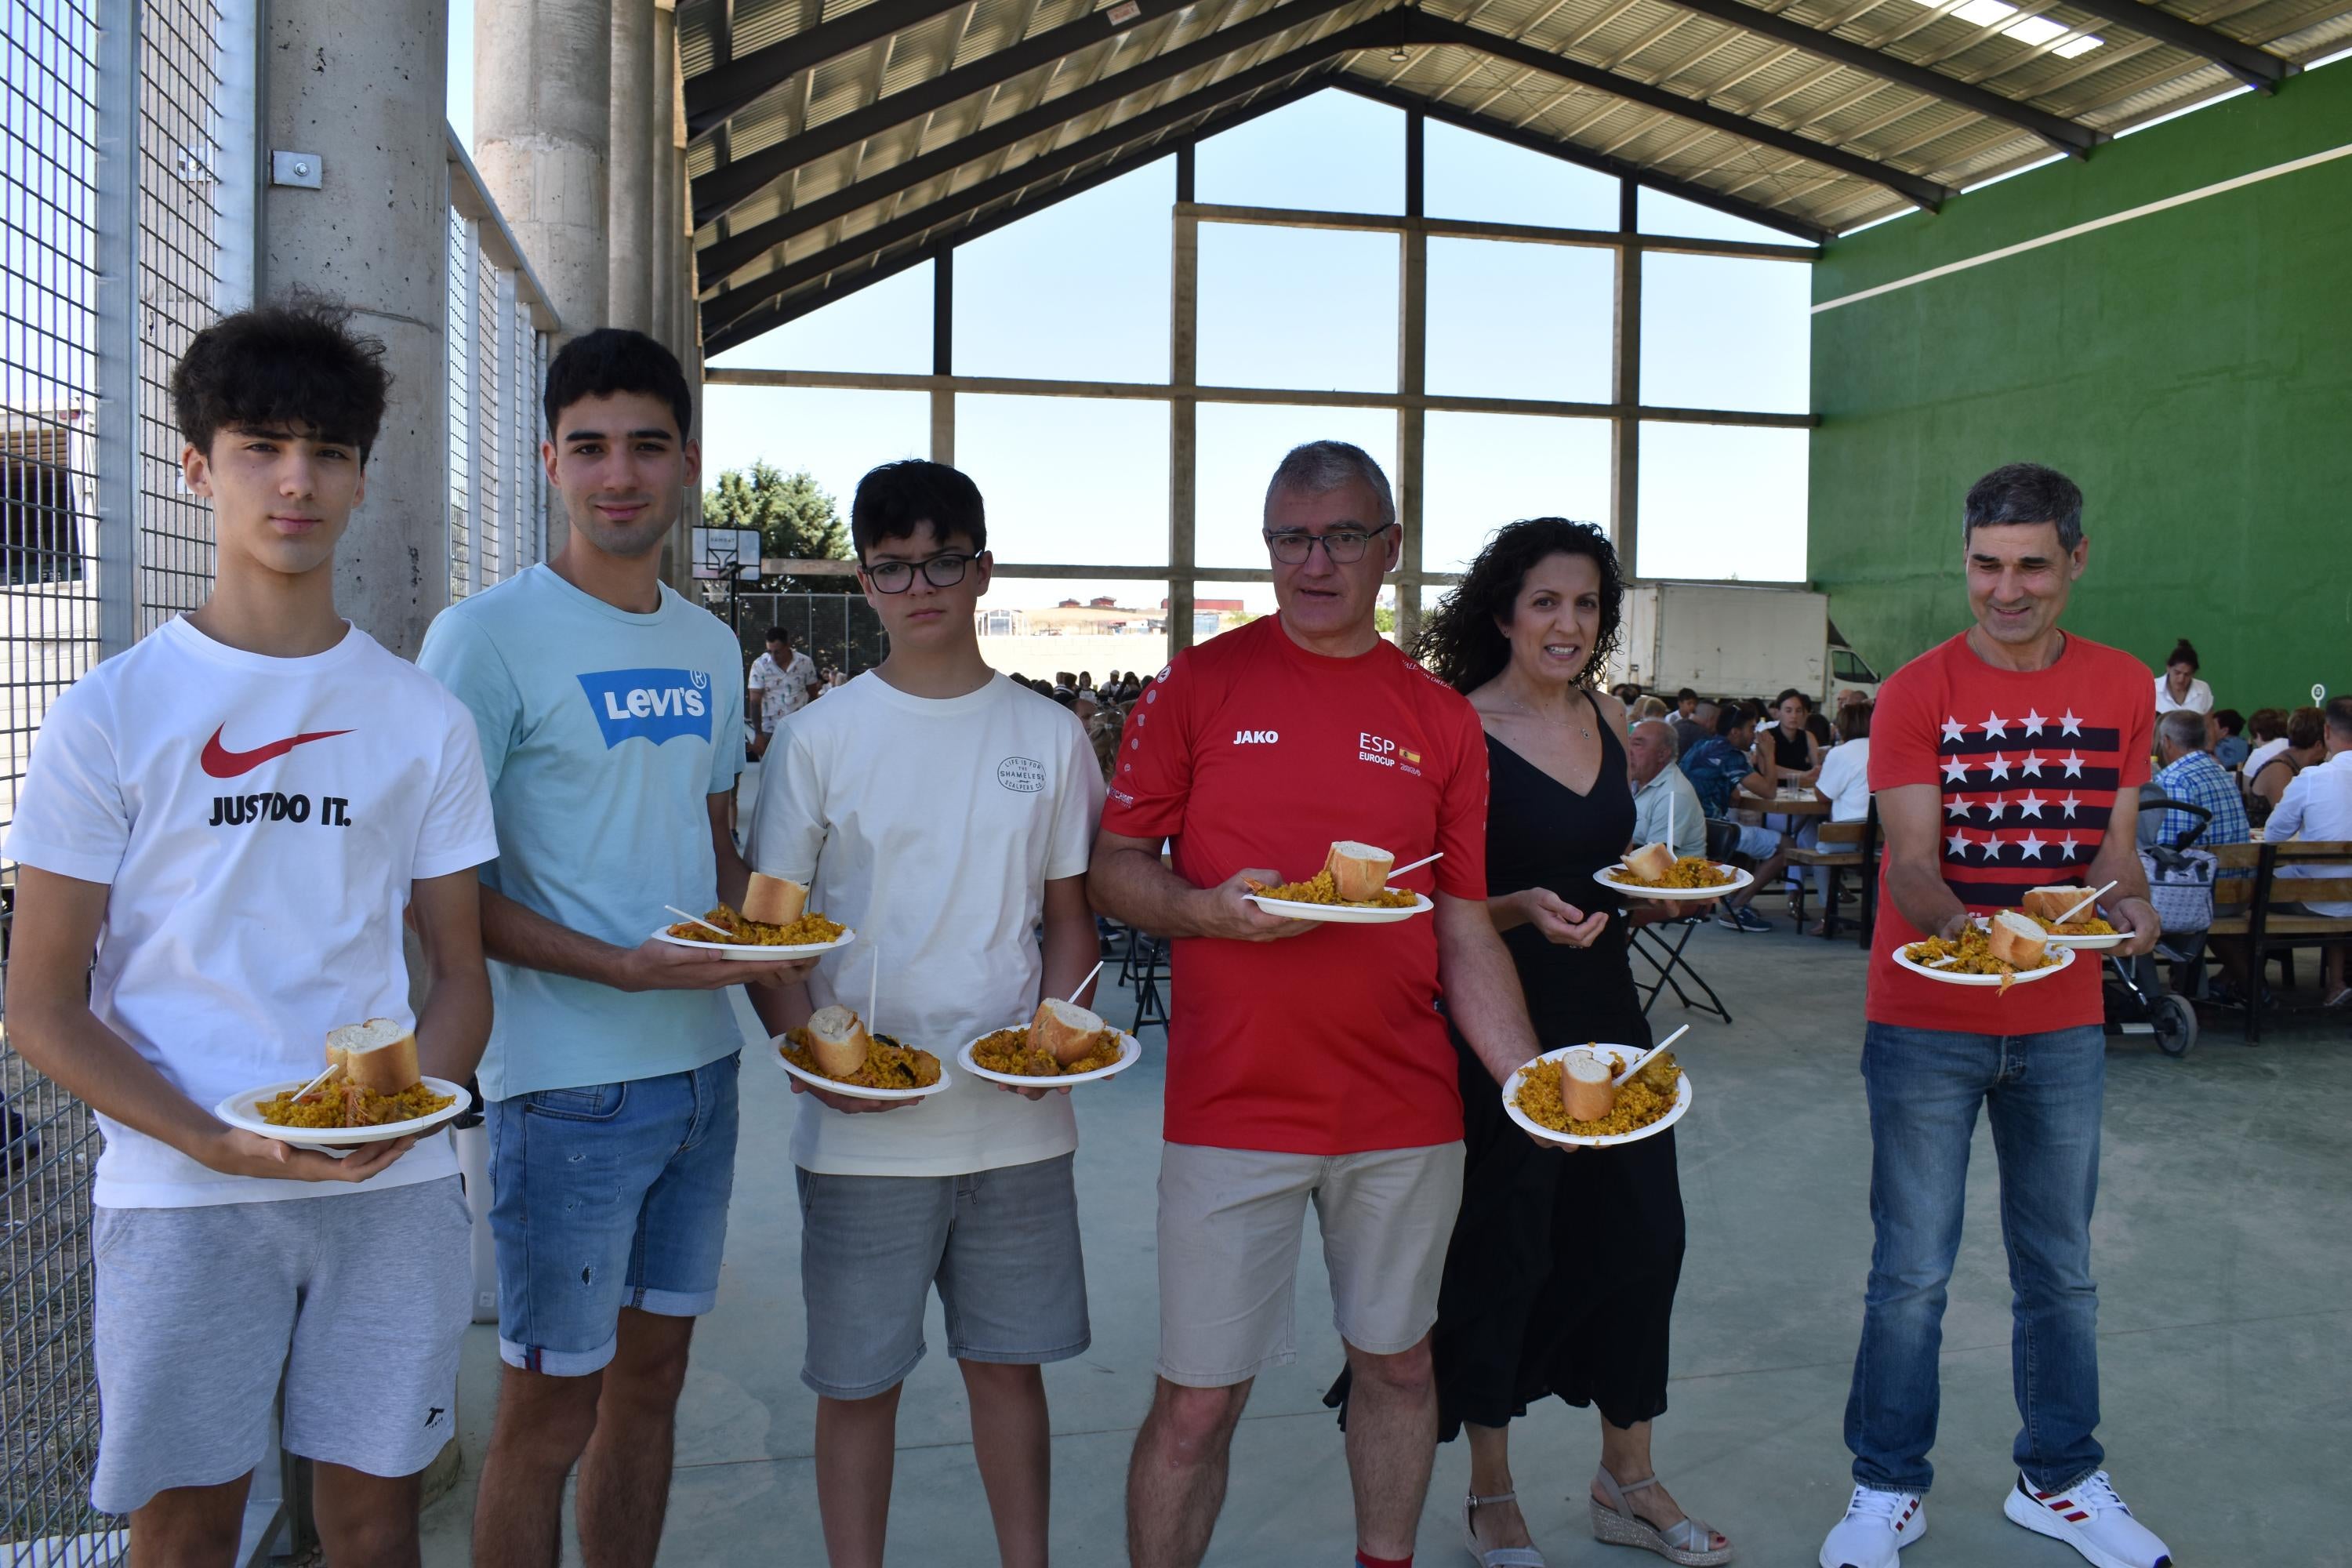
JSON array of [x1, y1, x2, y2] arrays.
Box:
[[1411, 517, 1623, 696], [171, 289, 390, 461]]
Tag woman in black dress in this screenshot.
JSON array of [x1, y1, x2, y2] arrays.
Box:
[[1345, 519, 1731, 1566]]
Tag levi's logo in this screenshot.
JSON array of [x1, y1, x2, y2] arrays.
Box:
[[199, 724, 352, 779], [1234, 729, 1279, 745], [576, 668, 713, 749]]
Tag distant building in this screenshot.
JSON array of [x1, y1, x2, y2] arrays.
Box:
[[1088, 595, 1118, 608], [1163, 597, 1244, 614], [976, 608, 1027, 637], [1058, 597, 1081, 608]]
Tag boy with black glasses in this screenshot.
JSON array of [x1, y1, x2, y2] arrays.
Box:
[[747, 459, 1105, 1566]]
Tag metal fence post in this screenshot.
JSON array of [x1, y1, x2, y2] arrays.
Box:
[[93, 1, 141, 661]]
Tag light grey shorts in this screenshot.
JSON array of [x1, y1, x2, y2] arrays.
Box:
[[89, 1176, 472, 1515], [1155, 1141, 1466, 1388], [795, 1153, 1089, 1400]]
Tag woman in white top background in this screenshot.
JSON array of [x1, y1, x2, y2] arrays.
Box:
[[2154, 637, 2213, 715], [1801, 702, 1874, 935]]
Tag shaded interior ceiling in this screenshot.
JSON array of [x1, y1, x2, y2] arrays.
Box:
[[675, 0, 2352, 353]]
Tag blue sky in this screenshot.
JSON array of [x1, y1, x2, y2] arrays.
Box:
[[449, 6, 1814, 609]]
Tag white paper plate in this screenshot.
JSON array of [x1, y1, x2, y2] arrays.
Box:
[[1243, 891, 1434, 924], [771, 1034, 953, 1101], [651, 924, 858, 960], [216, 1076, 471, 1149], [956, 1029, 1145, 1089], [1592, 863, 1755, 901], [1891, 941, 2077, 986], [1969, 916, 2125, 952], [1504, 1044, 1692, 1149]]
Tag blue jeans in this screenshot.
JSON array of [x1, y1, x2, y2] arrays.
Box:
[[1845, 1023, 2104, 1496], [484, 1052, 740, 1376]]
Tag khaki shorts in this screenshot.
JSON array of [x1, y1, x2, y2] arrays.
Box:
[[1155, 1141, 1465, 1388]]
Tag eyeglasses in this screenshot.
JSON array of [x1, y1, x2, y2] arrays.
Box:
[[1262, 522, 1394, 566], [862, 551, 979, 593]]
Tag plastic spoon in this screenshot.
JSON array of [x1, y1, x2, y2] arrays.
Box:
[[1612, 1023, 1691, 1087], [288, 1060, 343, 1103], [1068, 960, 1104, 1004], [1388, 850, 1444, 880], [665, 905, 732, 938], [2053, 880, 2117, 927]]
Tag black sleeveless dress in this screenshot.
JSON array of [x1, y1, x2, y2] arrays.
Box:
[[1428, 704, 1687, 1437], [1327, 695, 1688, 1436]]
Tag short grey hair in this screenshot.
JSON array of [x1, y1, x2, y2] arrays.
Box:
[[2158, 709, 2208, 753], [1264, 440, 1396, 531], [1632, 717, 1679, 759]]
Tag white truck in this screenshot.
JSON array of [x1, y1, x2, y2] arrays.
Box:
[[1607, 582, 1881, 707]]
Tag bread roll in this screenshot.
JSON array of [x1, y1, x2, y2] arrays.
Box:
[[325, 1018, 420, 1095], [1321, 840, 1396, 902], [1032, 997, 1116, 1067], [743, 873, 809, 926], [1987, 909, 2049, 968], [2022, 886, 2091, 923], [1624, 841, 1677, 883], [1562, 1051, 1617, 1123], [805, 1004, 871, 1078]]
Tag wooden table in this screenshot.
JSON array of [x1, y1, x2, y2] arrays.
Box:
[[1736, 789, 1832, 818]]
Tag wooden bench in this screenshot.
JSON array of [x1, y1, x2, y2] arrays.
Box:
[[2207, 839, 2352, 1042], [1784, 818, 1877, 941]]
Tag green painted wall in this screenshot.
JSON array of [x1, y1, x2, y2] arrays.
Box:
[[1808, 64, 2352, 713]]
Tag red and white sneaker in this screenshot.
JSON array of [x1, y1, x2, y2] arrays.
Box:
[[1818, 1485, 1926, 1568], [2003, 1472, 2174, 1568]]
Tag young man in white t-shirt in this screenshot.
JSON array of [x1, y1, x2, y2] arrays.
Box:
[[4, 297, 499, 1566], [748, 460, 1105, 1566]]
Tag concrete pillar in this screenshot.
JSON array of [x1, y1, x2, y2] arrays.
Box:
[[650, 2, 679, 351], [476, 0, 612, 343], [260, 0, 449, 659], [608, 0, 655, 333]]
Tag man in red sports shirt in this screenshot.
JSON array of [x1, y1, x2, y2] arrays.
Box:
[[1819, 464, 2173, 1568], [1092, 441, 1543, 1568]]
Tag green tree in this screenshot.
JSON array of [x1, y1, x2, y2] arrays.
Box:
[[706, 463, 852, 593]]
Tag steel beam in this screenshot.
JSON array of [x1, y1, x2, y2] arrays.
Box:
[[1646, 0, 2102, 154], [702, 73, 1333, 351], [701, 30, 1367, 328], [692, 0, 1225, 221], [1401, 11, 1954, 209], [699, 2, 1370, 276], [2052, 0, 2288, 89], [1330, 75, 1833, 242], [686, 0, 966, 136]]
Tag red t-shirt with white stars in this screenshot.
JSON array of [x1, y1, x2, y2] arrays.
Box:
[[1865, 630, 2154, 1032]]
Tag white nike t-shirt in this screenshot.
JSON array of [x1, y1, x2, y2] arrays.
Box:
[[4, 618, 500, 1207]]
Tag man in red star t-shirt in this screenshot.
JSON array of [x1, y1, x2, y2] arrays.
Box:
[[1818, 464, 2174, 1568], [1091, 441, 1543, 1568]]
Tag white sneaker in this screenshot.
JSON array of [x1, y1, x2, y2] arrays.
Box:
[[1818, 1485, 1926, 1568], [2002, 1472, 2174, 1568]]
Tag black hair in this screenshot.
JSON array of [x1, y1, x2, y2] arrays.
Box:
[[543, 328, 692, 441], [1715, 701, 1751, 737], [1675, 687, 1697, 702], [1772, 688, 1813, 713], [2249, 707, 2285, 742], [1841, 702, 1874, 741], [171, 290, 391, 463], [850, 459, 986, 559], [2165, 638, 2199, 672], [765, 625, 790, 645], [2212, 708, 2245, 736], [1964, 462, 2084, 550], [2327, 696, 2352, 740], [2286, 706, 2325, 751], [1413, 518, 1624, 695]]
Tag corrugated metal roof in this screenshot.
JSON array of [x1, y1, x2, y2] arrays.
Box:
[[679, 0, 2350, 350]]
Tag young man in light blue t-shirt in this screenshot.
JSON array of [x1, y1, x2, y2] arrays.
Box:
[[418, 329, 811, 1568]]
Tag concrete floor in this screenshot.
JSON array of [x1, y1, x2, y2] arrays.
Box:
[[417, 909, 2352, 1567]]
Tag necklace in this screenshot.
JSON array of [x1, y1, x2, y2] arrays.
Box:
[[1504, 693, 1592, 740]]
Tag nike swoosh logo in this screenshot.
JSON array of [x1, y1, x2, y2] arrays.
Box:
[[200, 725, 354, 778]]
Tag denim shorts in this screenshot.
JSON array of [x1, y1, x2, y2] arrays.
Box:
[[485, 1052, 740, 1376], [795, 1153, 1089, 1399]]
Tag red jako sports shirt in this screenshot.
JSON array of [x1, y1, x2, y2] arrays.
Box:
[[1866, 630, 2154, 1033], [1102, 615, 1489, 1154]]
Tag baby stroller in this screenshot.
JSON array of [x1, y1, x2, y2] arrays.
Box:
[[2103, 789, 2212, 1058]]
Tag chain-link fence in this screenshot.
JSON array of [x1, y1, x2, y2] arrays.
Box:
[[720, 592, 888, 687]]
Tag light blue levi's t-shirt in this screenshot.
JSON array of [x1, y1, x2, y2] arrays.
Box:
[[418, 564, 746, 1099]]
